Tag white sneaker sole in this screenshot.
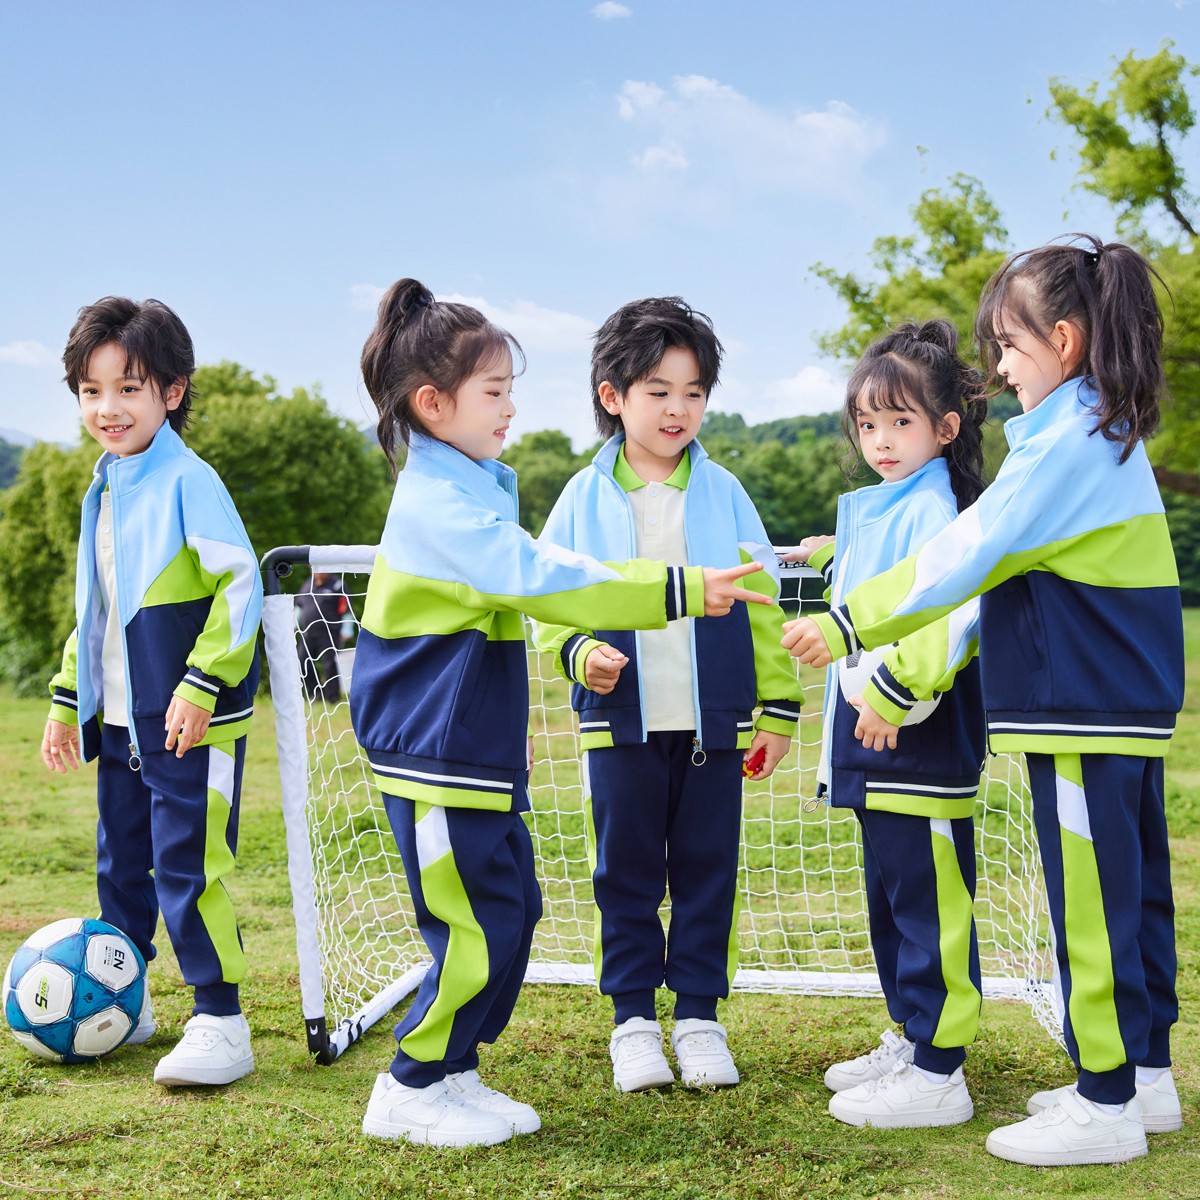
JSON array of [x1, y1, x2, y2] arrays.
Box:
[[680, 1066, 740, 1088], [614, 1065, 675, 1093], [985, 1130, 1148, 1166], [361, 1116, 512, 1146], [153, 1054, 254, 1087], [829, 1096, 974, 1129]]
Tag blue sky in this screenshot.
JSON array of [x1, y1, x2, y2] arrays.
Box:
[[1, 0, 1196, 449]]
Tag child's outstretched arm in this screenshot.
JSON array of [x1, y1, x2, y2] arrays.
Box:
[[702, 561, 770, 614]]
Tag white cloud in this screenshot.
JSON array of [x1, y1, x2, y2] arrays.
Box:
[[348, 283, 386, 312], [592, 2, 631, 18], [0, 340, 57, 367], [617, 80, 664, 120], [439, 294, 595, 357], [632, 138, 687, 172], [613, 75, 883, 198], [763, 364, 846, 417]]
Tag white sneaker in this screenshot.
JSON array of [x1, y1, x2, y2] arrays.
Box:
[[445, 1069, 540, 1135], [153, 1013, 254, 1087], [671, 1019, 740, 1088], [1027, 1073, 1182, 1134], [829, 1063, 974, 1128], [362, 1073, 513, 1146], [824, 1029, 915, 1092], [610, 1017, 675, 1092], [986, 1091, 1147, 1166], [125, 990, 155, 1046]]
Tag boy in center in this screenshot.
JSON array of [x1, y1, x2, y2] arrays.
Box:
[[536, 297, 800, 1090]]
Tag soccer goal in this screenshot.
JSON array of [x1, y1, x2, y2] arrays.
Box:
[[260, 544, 1061, 1064]]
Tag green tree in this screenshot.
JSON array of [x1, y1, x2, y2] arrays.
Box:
[[0, 438, 23, 493], [812, 173, 1009, 362], [700, 431, 846, 545], [501, 429, 592, 536], [0, 441, 96, 692], [0, 363, 393, 693], [1048, 43, 1198, 238], [187, 363, 393, 557]]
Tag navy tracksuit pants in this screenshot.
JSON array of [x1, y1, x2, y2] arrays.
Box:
[[383, 797, 543, 1087], [855, 807, 982, 1073], [586, 732, 744, 1024], [1026, 752, 1177, 1105], [96, 722, 246, 1016]]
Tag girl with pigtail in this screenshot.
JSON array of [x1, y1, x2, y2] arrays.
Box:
[[349, 279, 769, 1148], [782, 318, 990, 1132], [786, 237, 1184, 1167]]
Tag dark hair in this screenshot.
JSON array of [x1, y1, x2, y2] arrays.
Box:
[[590, 296, 723, 438], [975, 234, 1166, 461], [360, 278, 524, 471], [843, 319, 988, 510], [63, 297, 195, 433]]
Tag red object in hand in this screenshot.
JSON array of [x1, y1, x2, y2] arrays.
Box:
[[743, 747, 766, 778]]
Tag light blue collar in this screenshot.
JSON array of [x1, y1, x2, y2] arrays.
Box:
[[1004, 376, 1095, 449], [404, 433, 516, 502], [93, 420, 186, 491]]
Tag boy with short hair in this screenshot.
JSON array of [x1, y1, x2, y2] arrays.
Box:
[[41, 296, 262, 1087], [536, 296, 800, 1090]]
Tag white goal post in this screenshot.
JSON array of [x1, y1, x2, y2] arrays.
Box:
[[260, 544, 1062, 1064]]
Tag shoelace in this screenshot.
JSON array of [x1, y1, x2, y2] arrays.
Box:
[[854, 1064, 913, 1097], [858, 1031, 905, 1067], [677, 1031, 723, 1054], [178, 1027, 223, 1050], [616, 1032, 662, 1056]]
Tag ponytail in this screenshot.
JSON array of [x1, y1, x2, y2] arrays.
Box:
[[975, 234, 1167, 462], [1091, 241, 1165, 454], [843, 319, 988, 511], [360, 278, 523, 472]]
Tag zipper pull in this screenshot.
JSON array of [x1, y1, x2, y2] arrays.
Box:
[[128, 743, 142, 772], [691, 737, 706, 767]]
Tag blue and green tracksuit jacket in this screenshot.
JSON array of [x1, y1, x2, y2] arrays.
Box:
[[348, 434, 707, 812], [809, 378, 1185, 757], [48, 422, 262, 761], [811, 456, 984, 818], [532, 435, 801, 752]]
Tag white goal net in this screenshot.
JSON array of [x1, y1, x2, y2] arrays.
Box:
[[261, 544, 1061, 1063]]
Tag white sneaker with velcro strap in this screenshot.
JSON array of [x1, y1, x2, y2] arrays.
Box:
[[610, 1017, 675, 1092], [986, 1090, 1147, 1166], [1026, 1073, 1182, 1134], [671, 1019, 740, 1088], [823, 1028, 915, 1092]]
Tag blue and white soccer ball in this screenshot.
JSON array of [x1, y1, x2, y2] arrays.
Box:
[[2, 918, 146, 1063]]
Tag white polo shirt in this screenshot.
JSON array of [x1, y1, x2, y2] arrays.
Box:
[[614, 447, 696, 732]]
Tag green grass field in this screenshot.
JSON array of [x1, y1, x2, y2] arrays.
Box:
[[1, 615, 1197, 1199]]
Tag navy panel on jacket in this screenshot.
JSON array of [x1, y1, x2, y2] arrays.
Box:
[[573, 602, 758, 746], [125, 602, 259, 751], [980, 573, 1184, 721], [829, 660, 986, 807], [350, 627, 529, 771]]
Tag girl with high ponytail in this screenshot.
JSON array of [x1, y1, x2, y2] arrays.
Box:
[[782, 319, 989, 1133], [786, 238, 1183, 1167], [350, 280, 769, 1147]]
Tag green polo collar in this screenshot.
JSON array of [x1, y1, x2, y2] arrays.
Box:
[[613, 444, 691, 493]]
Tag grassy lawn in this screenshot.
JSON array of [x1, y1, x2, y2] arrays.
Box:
[[1, 613, 1197, 1199]]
